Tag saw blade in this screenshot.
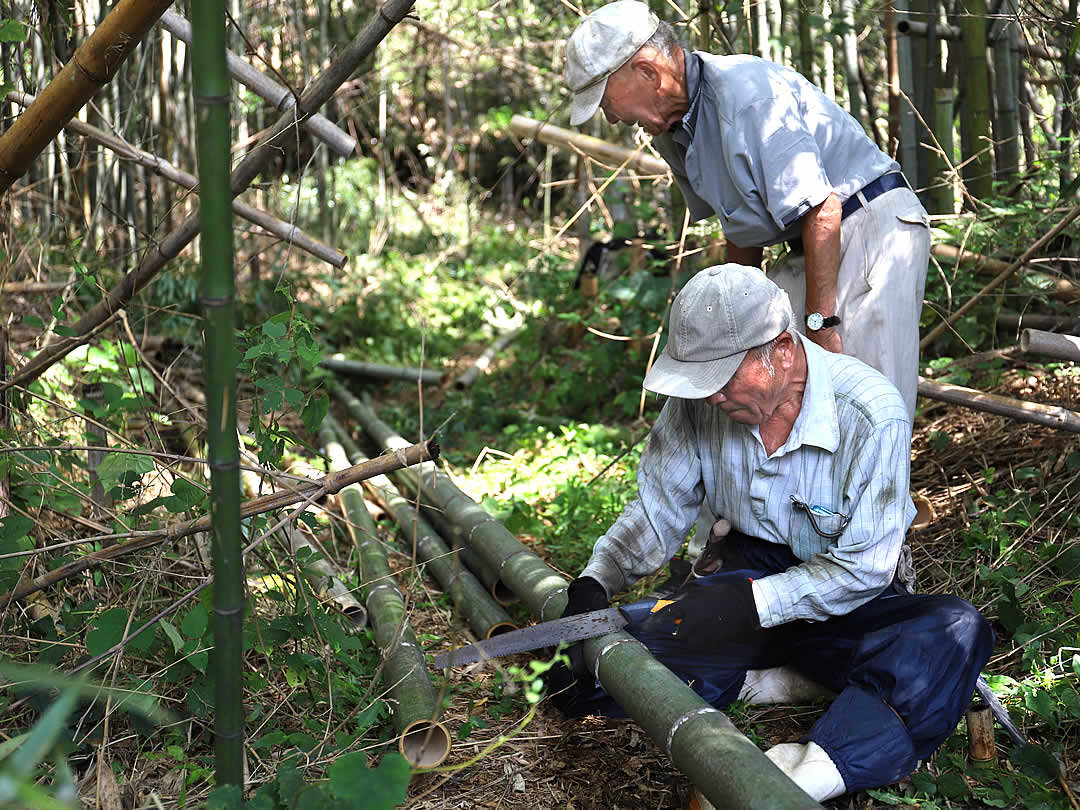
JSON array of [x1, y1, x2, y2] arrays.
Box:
[[433, 606, 630, 669]]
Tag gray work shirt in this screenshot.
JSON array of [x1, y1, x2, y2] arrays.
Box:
[[652, 50, 899, 247]]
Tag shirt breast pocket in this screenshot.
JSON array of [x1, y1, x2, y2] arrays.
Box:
[[790, 494, 851, 541]]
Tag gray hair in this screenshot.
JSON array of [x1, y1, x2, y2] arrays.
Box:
[[643, 20, 680, 58], [754, 337, 781, 376]]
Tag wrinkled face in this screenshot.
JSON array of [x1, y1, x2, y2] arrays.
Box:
[[704, 349, 783, 425], [599, 62, 684, 136]]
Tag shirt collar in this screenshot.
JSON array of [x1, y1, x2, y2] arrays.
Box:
[[780, 336, 840, 454], [674, 49, 704, 144]]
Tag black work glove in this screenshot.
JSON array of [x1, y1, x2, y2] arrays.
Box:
[[542, 576, 608, 714], [638, 577, 760, 649]]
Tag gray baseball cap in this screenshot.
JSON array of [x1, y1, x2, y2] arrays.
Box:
[[566, 1, 660, 126], [643, 265, 794, 399]]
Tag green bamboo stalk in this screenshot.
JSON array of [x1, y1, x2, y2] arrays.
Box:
[[318, 420, 450, 768], [191, 0, 242, 786], [322, 414, 515, 640]]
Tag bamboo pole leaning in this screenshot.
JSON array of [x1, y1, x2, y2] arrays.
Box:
[[931, 243, 1078, 302], [8, 92, 345, 268], [918, 376, 1080, 432], [509, 114, 670, 176], [319, 421, 451, 768], [0, 442, 437, 606], [3, 0, 417, 394], [320, 356, 444, 386], [0, 0, 175, 193], [998, 312, 1080, 333], [158, 9, 356, 158]]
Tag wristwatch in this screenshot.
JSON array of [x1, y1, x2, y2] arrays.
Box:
[[806, 312, 841, 332]]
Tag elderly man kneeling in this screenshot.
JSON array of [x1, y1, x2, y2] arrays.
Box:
[[546, 265, 992, 802]]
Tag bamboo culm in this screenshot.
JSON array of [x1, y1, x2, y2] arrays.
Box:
[[319, 420, 451, 768]]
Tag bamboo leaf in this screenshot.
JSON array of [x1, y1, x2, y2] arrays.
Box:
[[160, 620, 184, 653]]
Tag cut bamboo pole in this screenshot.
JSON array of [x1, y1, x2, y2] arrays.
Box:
[[510, 114, 670, 176], [2, 0, 416, 392], [329, 381, 522, 608], [282, 522, 367, 629], [319, 420, 451, 768], [0, 0, 175, 193], [324, 415, 515, 639], [8, 91, 346, 268], [453, 327, 523, 390], [918, 377, 1080, 432], [580, 630, 823, 809], [159, 9, 356, 158], [320, 355, 443, 386], [0, 441, 437, 606], [1019, 329, 1080, 362]]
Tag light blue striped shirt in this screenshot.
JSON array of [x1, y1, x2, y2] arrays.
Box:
[[582, 338, 916, 627]]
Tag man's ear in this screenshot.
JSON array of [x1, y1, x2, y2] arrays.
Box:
[[775, 332, 797, 369]]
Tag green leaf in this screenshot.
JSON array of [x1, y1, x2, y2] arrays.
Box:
[[263, 319, 288, 339], [22, 314, 43, 329], [53, 325, 78, 338], [909, 770, 937, 795], [0, 515, 33, 540], [206, 784, 244, 810], [163, 478, 206, 512], [181, 603, 209, 639], [96, 452, 155, 495], [328, 751, 410, 807], [0, 20, 27, 43], [935, 770, 969, 800], [160, 620, 184, 653], [1009, 744, 1060, 781], [85, 607, 130, 657]]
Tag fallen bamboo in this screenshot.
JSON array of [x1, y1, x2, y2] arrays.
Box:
[[0, 440, 437, 606], [320, 356, 443, 386], [159, 9, 355, 158], [931, 243, 1078, 301], [329, 381, 517, 605], [510, 114, 670, 176], [918, 377, 1080, 432], [8, 91, 346, 269], [998, 312, 1080, 333], [2, 0, 416, 393], [0, 0, 174, 192], [453, 327, 523, 390], [319, 420, 451, 768], [921, 203, 1080, 347], [326, 415, 516, 639], [922, 346, 1023, 377], [1019, 329, 1080, 363], [281, 522, 367, 629], [1, 281, 70, 295], [579, 630, 823, 809]]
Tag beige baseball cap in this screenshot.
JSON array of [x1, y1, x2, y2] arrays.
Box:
[[565, 1, 660, 126], [643, 265, 794, 399]]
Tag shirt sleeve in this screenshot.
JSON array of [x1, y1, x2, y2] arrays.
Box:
[[751, 417, 912, 626], [728, 97, 833, 232], [581, 397, 706, 596]]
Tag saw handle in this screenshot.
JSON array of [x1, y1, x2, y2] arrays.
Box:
[[617, 596, 683, 627]]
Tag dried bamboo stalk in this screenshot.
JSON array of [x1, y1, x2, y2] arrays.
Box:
[[931, 243, 1077, 301], [281, 522, 367, 629], [0, 0, 175, 192], [320, 356, 443, 386], [158, 9, 356, 158], [998, 312, 1080, 333], [453, 327, 523, 390], [510, 114, 670, 176], [8, 91, 345, 268], [918, 377, 1080, 432], [0, 441, 437, 606]]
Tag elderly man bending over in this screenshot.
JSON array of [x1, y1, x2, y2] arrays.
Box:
[[547, 266, 991, 802]]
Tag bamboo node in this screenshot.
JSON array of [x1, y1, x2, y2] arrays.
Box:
[[594, 637, 648, 682], [540, 586, 568, 620], [666, 707, 723, 757]]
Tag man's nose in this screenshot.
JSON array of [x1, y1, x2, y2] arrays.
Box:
[[603, 108, 618, 124]]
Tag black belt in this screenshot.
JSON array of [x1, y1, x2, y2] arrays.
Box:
[[786, 171, 910, 254]]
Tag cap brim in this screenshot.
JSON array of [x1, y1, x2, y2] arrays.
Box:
[[642, 349, 747, 399], [570, 79, 607, 126]]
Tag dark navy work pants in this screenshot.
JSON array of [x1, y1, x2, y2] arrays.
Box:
[[565, 535, 994, 792]]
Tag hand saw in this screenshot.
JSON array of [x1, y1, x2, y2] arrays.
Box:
[[432, 596, 677, 669], [433, 596, 1030, 748]]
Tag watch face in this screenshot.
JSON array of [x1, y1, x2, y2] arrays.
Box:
[[807, 312, 824, 331]]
